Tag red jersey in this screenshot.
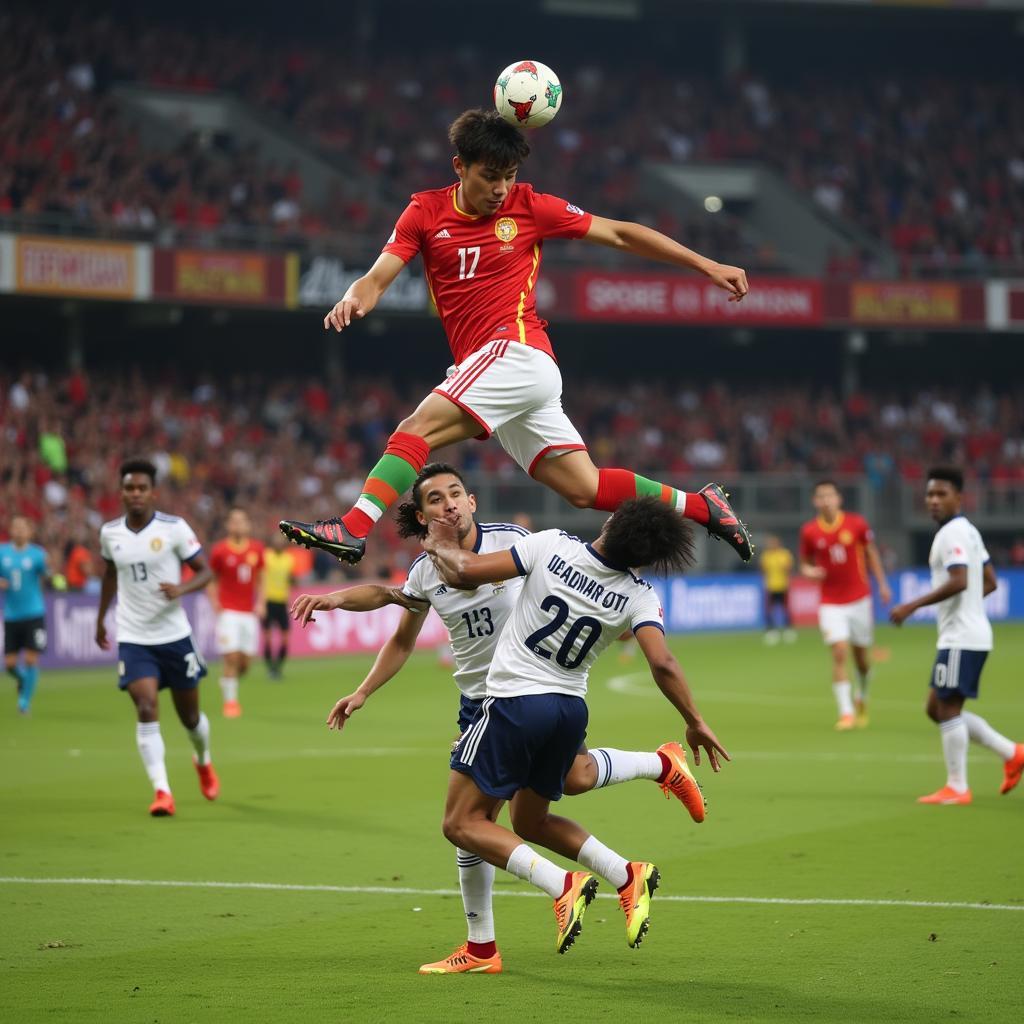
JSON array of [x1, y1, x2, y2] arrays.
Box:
[[799, 512, 873, 605], [210, 539, 265, 612], [383, 183, 593, 364]]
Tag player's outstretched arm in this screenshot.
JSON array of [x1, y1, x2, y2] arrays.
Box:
[[326, 608, 428, 730], [890, 566, 967, 625], [291, 584, 427, 626], [582, 216, 748, 301], [634, 625, 730, 772], [95, 559, 118, 649], [422, 519, 519, 588], [324, 253, 406, 332]]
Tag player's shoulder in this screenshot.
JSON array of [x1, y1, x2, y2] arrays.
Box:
[[409, 186, 451, 209], [154, 511, 184, 526], [799, 518, 816, 535], [407, 551, 431, 577], [100, 516, 126, 534], [479, 521, 531, 539]]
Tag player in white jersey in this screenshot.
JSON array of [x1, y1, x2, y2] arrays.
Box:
[[424, 496, 729, 958], [95, 459, 220, 817], [890, 467, 1024, 804], [292, 464, 706, 974]]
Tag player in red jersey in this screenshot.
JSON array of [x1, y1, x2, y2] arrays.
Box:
[[280, 109, 752, 565], [799, 481, 891, 730], [208, 508, 265, 718]]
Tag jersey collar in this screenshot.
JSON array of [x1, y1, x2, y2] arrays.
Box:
[[451, 186, 481, 220], [585, 542, 629, 572], [125, 513, 156, 534], [816, 511, 845, 533]]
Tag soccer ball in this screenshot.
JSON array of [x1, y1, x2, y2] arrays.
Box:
[[494, 60, 562, 129]]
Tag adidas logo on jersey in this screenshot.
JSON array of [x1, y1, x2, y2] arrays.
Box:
[[433, 229, 452, 239], [435, 585, 448, 596]]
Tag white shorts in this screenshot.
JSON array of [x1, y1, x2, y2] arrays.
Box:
[[818, 596, 874, 648], [434, 340, 586, 475], [216, 610, 260, 657]]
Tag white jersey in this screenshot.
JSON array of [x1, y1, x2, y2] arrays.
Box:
[[99, 512, 202, 645], [928, 514, 992, 651], [487, 529, 664, 698], [402, 522, 528, 700]]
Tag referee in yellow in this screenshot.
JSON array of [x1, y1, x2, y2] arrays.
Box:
[[262, 532, 295, 678], [760, 535, 795, 645]]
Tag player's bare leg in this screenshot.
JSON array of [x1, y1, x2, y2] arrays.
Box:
[[442, 772, 598, 955], [829, 640, 856, 730], [510, 788, 659, 948], [126, 677, 175, 816], [532, 450, 753, 562], [851, 644, 872, 727], [171, 687, 218, 801], [280, 394, 479, 562]]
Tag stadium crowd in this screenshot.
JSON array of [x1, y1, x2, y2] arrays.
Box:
[[3, 366, 1024, 588], [2, 7, 1022, 273]]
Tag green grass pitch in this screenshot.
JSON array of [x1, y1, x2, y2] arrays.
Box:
[[2, 625, 1023, 1023]]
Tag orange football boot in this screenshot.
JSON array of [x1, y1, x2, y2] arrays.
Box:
[[553, 871, 599, 954], [195, 759, 220, 800], [149, 789, 176, 817], [835, 714, 856, 732], [917, 786, 972, 805], [618, 861, 660, 948], [223, 700, 242, 718], [1000, 743, 1024, 795], [656, 742, 706, 823], [418, 943, 503, 975]]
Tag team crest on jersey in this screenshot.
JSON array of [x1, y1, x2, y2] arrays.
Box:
[[839, 530, 853, 545], [494, 217, 518, 243], [150, 538, 163, 552]]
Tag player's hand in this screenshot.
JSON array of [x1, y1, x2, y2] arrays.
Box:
[[704, 262, 748, 302], [326, 691, 367, 730], [804, 566, 827, 581], [324, 296, 366, 332], [159, 582, 182, 601], [879, 582, 893, 606], [685, 720, 731, 773], [422, 516, 460, 553], [291, 592, 339, 626], [95, 621, 109, 650], [889, 602, 913, 626]]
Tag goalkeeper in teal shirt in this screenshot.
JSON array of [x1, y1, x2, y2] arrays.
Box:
[[1, 515, 59, 714]]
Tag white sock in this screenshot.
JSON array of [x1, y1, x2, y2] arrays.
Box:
[[220, 677, 239, 703], [961, 711, 1016, 761], [832, 681, 855, 717], [188, 712, 212, 766], [856, 669, 871, 701], [939, 716, 969, 792], [576, 834, 629, 890], [590, 748, 664, 789], [136, 722, 170, 793], [505, 843, 567, 899], [456, 848, 495, 943]]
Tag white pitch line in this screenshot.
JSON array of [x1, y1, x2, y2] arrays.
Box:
[[1, 876, 1021, 913]]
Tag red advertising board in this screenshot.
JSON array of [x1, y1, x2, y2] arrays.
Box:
[[15, 236, 137, 299], [575, 272, 822, 326], [153, 248, 297, 306]]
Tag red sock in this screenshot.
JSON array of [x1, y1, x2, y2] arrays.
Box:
[[594, 468, 637, 512], [340, 507, 375, 537], [684, 491, 709, 525], [467, 940, 497, 958], [656, 749, 672, 784]]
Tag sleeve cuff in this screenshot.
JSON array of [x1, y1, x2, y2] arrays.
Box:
[[182, 546, 203, 563], [944, 562, 968, 571], [510, 546, 527, 577], [632, 620, 665, 635], [401, 589, 429, 610]]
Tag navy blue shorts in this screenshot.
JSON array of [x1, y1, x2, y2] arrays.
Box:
[[930, 648, 988, 701], [118, 637, 208, 691], [452, 693, 588, 802], [458, 695, 483, 734]]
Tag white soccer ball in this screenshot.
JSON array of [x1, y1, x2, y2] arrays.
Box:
[[494, 60, 562, 129]]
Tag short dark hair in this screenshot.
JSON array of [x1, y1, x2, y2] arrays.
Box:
[[927, 465, 964, 492], [814, 479, 839, 492], [120, 458, 157, 483], [395, 462, 468, 539], [449, 109, 530, 169], [601, 497, 695, 575]]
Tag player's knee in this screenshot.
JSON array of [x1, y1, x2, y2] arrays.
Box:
[[562, 758, 596, 796], [441, 810, 469, 848], [565, 490, 594, 510]]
